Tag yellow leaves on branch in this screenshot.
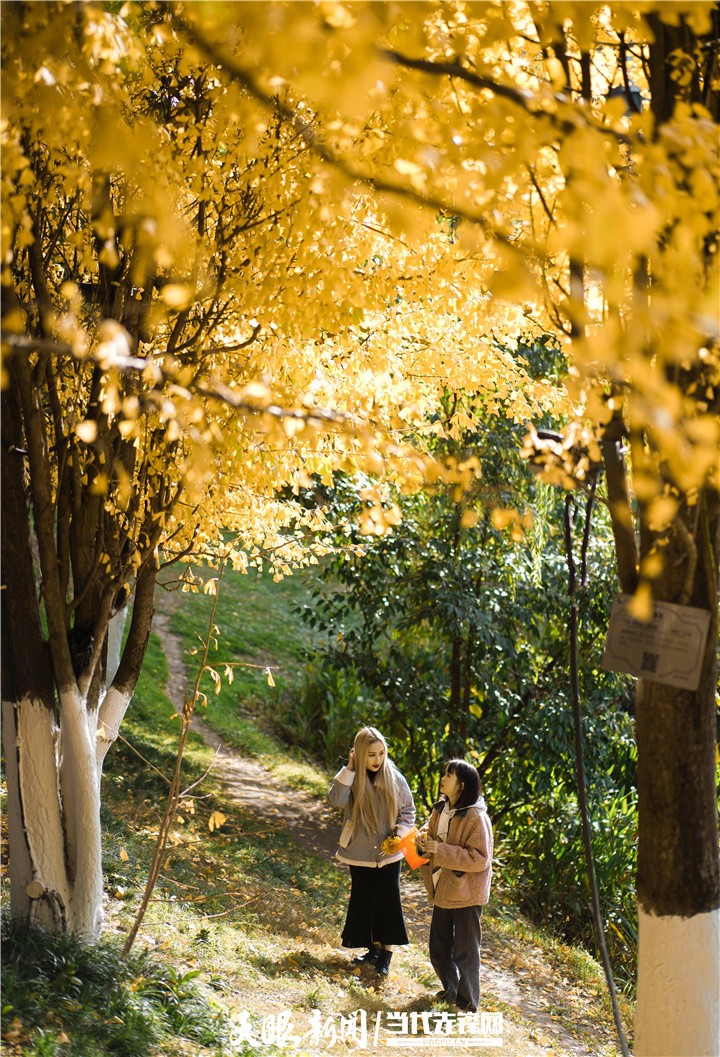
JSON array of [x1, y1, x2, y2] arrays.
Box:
[[5, 0, 718, 591], [358, 486, 402, 536], [159, 284, 194, 311], [75, 420, 98, 444], [179, 0, 719, 504], [491, 507, 533, 543], [645, 497, 680, 534]]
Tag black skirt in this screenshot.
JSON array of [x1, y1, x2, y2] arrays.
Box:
[[341, 860, 409, 948]]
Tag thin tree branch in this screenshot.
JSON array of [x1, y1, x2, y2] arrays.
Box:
[[115, 732, 172, 785], [564, 491, 631, 1057], [601, 414, 639, 594], [380, 48, 630, 144], [122, 561, 227, 956], [13, 355, 77, 689]]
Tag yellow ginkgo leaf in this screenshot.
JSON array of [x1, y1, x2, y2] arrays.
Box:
[[627, 581, 654, 623], [208, 811, 227, 832], [491, 507, 517, 530]]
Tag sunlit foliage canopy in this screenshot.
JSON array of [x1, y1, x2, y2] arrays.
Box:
[[1, 0, 578, 590]]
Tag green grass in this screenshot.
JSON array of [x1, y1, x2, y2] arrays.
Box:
[[169, 566, 309, 719], [164, 566, 328, 796]]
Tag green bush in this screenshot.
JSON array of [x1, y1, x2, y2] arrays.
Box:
[[1, 917, 229, 1056], [277, 659, 371, 767]]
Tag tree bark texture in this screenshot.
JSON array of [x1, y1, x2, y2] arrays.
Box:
[[2, 382, 57, 924]]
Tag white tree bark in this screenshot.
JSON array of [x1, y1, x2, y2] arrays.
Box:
[[96, 684, 132, 774], [57, 684, 104, 940], [11, 690, 105, 940], [105, 606, 127, 688], [14, 697, 71, 930], [2, 699, 35, 922], [636, 907, 720, 1057], [5, 686, 129, 943]]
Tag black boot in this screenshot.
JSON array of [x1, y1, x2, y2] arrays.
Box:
[[352, 945, 379, 967], [375, 948, 393, 977]]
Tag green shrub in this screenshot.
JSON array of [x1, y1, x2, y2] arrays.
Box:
[[1, 917, 229, 1056], [277, 659, 371, 767]]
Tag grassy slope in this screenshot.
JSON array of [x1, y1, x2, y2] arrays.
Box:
[[166, 565, 327, 795], [2, 567, 631, 1056]]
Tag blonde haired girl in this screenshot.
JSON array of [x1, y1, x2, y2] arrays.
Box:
[[328, 726, 415, 977]]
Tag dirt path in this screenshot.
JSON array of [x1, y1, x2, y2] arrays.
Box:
[[153, 595, 619, 1057]]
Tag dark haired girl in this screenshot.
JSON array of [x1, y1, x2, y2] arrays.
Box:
[[416, 759, 493, 1011]]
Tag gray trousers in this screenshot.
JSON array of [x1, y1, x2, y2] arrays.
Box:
[[429, 904, 483, 1011]]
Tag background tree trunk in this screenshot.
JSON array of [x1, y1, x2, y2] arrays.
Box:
[[634, 489, 720, 1056]]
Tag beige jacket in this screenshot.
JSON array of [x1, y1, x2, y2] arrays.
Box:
[[418, 797, 493, 909]]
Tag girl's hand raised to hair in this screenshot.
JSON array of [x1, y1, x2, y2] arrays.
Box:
[[347, 748, 355, 771]]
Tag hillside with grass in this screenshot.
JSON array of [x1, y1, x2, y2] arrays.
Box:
[[3, 565, 633, 1057]]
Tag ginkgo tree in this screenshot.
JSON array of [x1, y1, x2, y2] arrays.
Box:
[[0, 0, 554, 948], [170, 3, 720, 1056]]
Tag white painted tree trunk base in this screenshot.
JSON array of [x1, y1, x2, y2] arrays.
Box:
[[14, 696, 72, 930], [96, 685, 131, 772], [57, 684, 104, 941], [5, 693, 105, 940], [636, 906, 720, 1057]]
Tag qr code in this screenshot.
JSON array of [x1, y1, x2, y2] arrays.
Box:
[[641, 651, 659, 673]]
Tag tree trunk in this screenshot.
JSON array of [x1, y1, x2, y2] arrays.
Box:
[[635, 679, 720, 1056], [106, 607, 128, 688], [634, 491, 720, 1056], [58, 684, 104, 940], [13, 698, 73, 931], [97, 558, 157, 773]]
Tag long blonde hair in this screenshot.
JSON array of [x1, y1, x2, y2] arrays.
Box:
[[350, 726, 399, 838]]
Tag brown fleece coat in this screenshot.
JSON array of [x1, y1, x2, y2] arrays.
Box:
[[418, 798, 493, 909]]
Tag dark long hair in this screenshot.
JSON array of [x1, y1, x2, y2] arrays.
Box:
[[443, 758, 482, 811]]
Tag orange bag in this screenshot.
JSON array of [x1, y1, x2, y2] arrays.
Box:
[[397, 828, 429, 869]]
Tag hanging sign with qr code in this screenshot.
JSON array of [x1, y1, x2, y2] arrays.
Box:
[[602, 594, 712, 690]]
